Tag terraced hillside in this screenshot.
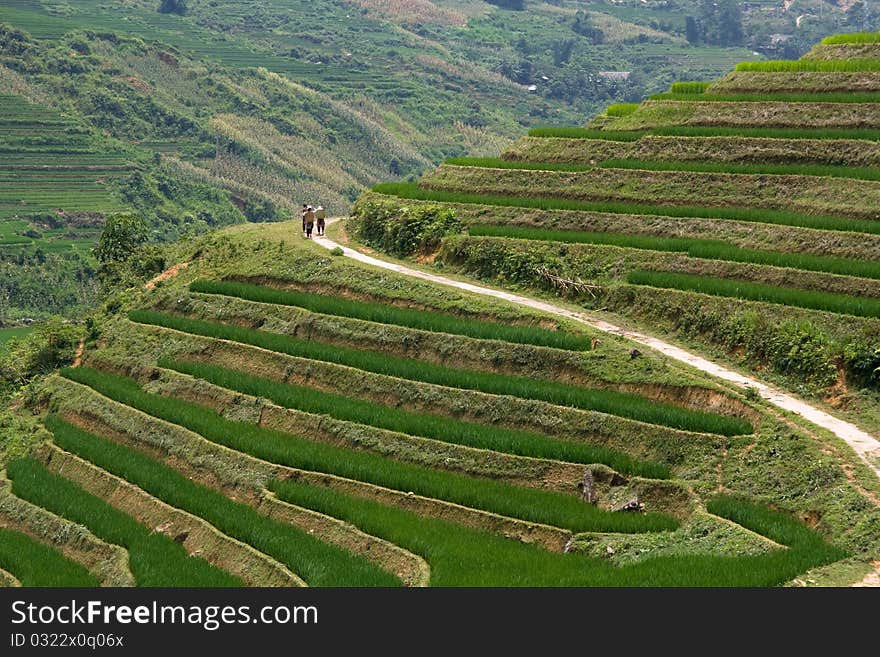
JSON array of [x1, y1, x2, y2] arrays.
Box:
[[2, 222, 877, 587], [355, 33, 880, 437]]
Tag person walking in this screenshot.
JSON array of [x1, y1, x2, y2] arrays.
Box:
[[315, 206, 326, 236], [301, 204, 308, 234], [304, 205, 316, 239]]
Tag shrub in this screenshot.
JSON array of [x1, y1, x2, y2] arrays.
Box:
[[349, 198, 463, 257]]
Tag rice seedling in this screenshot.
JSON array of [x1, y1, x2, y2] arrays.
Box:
[[527, 127, 647, 141], [469, 224, 880, 280], [627, 270, 880, 318], [606, 103, 639, 117], [128, 310, 753, 435], [59, 368, 680, 534], [651, 91, 880, 103], [735, 59, 880, 72], [162, 358, 671, 479], [669, 81, 711, 94], [372, 182, 880, 235], [0, 526, 99, 587], [6, 458, 243, 587], [822, 33, 880, 44], [190, 278, 597, 351], [600, 158, 880, 182], [44, 414, 401, 587], [527, 125, 880, 141], [270, 481, 844, 586], [445, 157, 592, 172]]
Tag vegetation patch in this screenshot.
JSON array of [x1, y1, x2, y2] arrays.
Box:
[[45, 414, 400, 587], [60, 368, 680, 534], [190, 278, 597, 351], [7, 457, 242, 587], [372, 183, 880, 235], [270, 480, 845, 586], [128, 310, 751, 435], [0, 526, 98, 587], [736, 59, 880, 72], [627, 270, 880, 319], [163, 358, 670, 479], [468, 225, 880, 280]]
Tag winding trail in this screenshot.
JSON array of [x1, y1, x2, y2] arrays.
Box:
[[313, 225, 880, 480]]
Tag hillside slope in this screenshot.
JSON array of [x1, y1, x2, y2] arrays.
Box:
[[353, 32, 880, 438], [2, 220, 877, 587], [0, 0, 768, 319]]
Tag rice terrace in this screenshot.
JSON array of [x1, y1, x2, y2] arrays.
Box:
[[1, 3, 880, 594]]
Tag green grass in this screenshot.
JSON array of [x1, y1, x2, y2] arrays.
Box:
[[270, 480, 845, 586], [0, 326, 36, 352], [606, 103, 640, 117], [651, 91, 880, 103], [469, 224, 880, 281], [527, 128, 647, 141], [735, 59, 880, 72], [527, 125, 880, 141], [822, 33, 880, 44], [129, 309, 752, 436], [600, 158, 880, 182], [670, 81, 711, 94], [372, 182, 880, 235], [6, 458, 242, 587], [445, 157, 592, 172], [43, 414, 400, 587], [60, 367, 679, 534], [190, 278, 597, 351], [627, 270, 880, 318], [448, 155, 880, 184], [0, 526, 99, 587], [162, 358, 671, 479]]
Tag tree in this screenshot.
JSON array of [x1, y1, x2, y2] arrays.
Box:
[[685, 16, 700, 44], [717, 0, 743, 47], [158, 0, 187, 16], [94, 214, 148, 263]]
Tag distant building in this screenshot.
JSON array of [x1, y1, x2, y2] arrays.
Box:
[[598, 71, 631, 81]]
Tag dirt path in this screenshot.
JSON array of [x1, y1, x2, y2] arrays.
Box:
[[146, 262, 189, 290], [314, 223, 880, 480], [853, 563, 880, 587]]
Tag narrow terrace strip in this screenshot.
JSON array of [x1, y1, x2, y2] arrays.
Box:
[[528, 126, 880, 141], [468, 225, 880, 280], [45, 415, 400, 587], [627, 270, 880, 319], [270, 481, 843, 586], [162, 358, 670, 479], [129, 310, 750, 436], [372, 183, 880, 235], [310, 227, 880, 479], [60, 368, 678, 534], [189, 279, 596, 351], [0, 527, 98, 587], [7, 458, 243, 587]]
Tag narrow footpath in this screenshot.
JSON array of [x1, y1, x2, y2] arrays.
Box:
[[314, 225, 880, 481]]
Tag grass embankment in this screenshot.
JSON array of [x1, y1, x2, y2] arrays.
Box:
[[653, 91, 880, 103], [735, 59, 880, 72], [0, 526, 99, 586], [162, 358, 671, 479], [372, 182, 880, 235], [60, 368, 679, 534], [528, 126, 880, 141], [448, 156, 880, 183], [7, 457, 242, 587], [627, 270, 880, 318], [468, 225, 880, 280], [270, 482, 845, 586], [189, 279, 596, 351], [129, 310, 751, 436], [43, 414, 400, 587], [823, 33, 880, 44]]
